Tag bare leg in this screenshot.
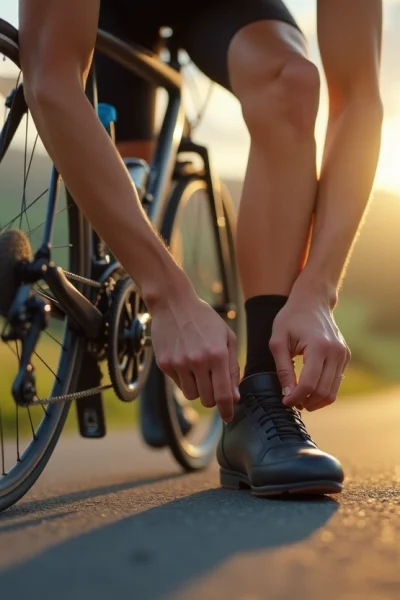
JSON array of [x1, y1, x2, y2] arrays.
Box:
[[229, 21, 319, 299]]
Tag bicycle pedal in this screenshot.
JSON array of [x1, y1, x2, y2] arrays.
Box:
[[75, 353, 106, 438]]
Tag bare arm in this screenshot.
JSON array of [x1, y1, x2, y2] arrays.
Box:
[[18, 0, 240, 420], [292, 0, 383, 304], [19, 0, 190, 307], [270, 1, 382, 409]]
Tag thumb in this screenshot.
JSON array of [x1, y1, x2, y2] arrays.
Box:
[[228, 331, 240, 402], [269, 335, 296, 399]]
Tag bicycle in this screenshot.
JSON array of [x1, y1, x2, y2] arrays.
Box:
[[0, 18, 242, 512]]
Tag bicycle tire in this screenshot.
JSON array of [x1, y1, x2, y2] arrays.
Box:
[[0, 20, 88, 512], [143, 176, 242, 471]]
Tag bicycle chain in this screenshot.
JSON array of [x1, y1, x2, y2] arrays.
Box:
[[63, 271, 101, 288], [27, 384, 113, 407]]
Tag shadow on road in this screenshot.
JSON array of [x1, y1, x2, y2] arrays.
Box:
[[0, 511, 73, 534], [0, 486, 338, 600], [0, 472, 182, 529]]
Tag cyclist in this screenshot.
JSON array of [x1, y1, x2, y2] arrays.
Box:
[[19, 0, 382, 495]]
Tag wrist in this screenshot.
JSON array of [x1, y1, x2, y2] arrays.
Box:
[[290, 268, 338, 309], [140, 264, 197, 313]]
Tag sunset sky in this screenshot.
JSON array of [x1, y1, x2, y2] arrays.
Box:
[[1, 0, 400, 193]]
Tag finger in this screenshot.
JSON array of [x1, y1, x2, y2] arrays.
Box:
[[227, 331, 240, 402], [329, 363, 347, 398], [157, 361, 182, 391], [308, 360, 347, 412], [304, 357, 338, 410], [307, 398, 336, 412], [175, 369, 199, 401], [157, 356, 199, 399], [269, 334, 296, 397], [194, 369, 216, 409], [284, 350, 324, 407], [210, 350, 234, 423]]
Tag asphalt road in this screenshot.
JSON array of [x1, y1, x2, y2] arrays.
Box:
[[0, 390, 400, 600]]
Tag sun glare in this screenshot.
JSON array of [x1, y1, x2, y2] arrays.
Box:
[[374, 115, 400, 195]]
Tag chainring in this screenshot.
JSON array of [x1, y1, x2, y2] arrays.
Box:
[[87, 270, 121, 360], [107, 276, 153, 402]]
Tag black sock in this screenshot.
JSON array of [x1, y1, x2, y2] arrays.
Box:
[[244, 295, 288, 378]]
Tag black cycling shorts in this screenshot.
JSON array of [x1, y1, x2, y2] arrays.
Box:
[[95, 0, 300, 142]]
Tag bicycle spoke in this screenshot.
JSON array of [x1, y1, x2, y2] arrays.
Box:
[[33, 351, 60, 382], [24, 132, 39, 188], [27, 205, 68, 238], [2, 189, 49, 232], [4, 342, 18, 358], [20, 114, 32, 232], [15, 342, 20, 461], [26, 408, 37, 440], [42, 328, 64, 348], [0, 407, 5, 476]]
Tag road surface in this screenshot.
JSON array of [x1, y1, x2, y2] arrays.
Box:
[[0, 390, 400, 600]]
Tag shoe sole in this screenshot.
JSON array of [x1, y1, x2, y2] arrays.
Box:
[[220, 468, 343, 497]]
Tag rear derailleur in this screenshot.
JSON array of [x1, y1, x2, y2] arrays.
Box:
[[2, 284, 51, 406]]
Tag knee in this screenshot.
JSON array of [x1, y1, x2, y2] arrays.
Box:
[[235, 54, 320, 142]]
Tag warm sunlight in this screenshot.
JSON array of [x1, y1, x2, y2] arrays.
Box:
[[375, 114, 400, 194]]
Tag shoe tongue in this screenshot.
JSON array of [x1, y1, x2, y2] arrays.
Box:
[[239, 373, 308, 442]]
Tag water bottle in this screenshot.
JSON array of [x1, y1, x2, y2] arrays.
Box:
[[97, 103, 150, 200], [124, 158, 150, 201]]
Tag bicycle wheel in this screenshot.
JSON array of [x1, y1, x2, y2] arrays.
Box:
[[143, 175, 243, 471], [0, 20, 88, 512]]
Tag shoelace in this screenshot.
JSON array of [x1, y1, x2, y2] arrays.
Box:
[[251, 394, 312, 442]]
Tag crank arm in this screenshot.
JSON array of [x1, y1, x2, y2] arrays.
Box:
[[42, 264, 103, 339]]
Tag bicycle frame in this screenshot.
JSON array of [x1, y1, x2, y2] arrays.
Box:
[[96, 30, 186, 229], [2, 28, 235, 405]]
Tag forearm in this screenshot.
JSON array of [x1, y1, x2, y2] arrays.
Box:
[[292, 97, 383, 305], [28, 81, 193, 309]]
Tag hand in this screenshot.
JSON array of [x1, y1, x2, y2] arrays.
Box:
[[269, 294, 350, 412], [151, 295, 240, 422]]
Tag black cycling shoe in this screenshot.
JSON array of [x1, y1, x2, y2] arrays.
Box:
[[217, 372, 344, 496]]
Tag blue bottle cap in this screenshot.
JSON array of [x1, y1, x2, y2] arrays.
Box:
[[97, 103, 118, 129]]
